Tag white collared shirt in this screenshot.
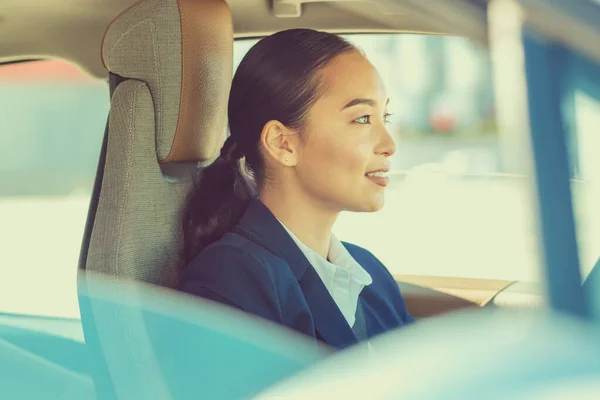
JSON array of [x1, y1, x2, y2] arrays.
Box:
[[277, 221, 373, 328]]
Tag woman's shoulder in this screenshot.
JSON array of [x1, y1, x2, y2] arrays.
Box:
[[186, 232, 260, 266], [178, 232, 291, 323], [180, 231, 289, 285]]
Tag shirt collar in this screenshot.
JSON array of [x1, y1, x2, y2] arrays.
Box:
[[276, 219, 373, 288], [328, 235, 373, 286]]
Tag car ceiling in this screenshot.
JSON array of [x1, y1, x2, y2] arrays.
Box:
[[0, 0, 488, 78]]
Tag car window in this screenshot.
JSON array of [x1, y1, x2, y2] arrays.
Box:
[[235, 34, 539, 282], [566, 56, 600, 282], [0, 60, 108, 318]]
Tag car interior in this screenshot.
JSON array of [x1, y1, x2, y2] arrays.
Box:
[[0, 0, 532, 344], [2, 0, 600, 398], [3, 0, 529, 322]]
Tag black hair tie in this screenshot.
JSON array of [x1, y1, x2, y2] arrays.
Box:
[[220, 136, 245, 162]]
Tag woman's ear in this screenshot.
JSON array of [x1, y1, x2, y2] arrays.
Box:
[[260, 120, 300, 167]]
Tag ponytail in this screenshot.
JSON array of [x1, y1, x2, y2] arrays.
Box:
[[181, 137, 256, 265]]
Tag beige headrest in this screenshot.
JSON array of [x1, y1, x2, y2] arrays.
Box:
[[101, 0, 233, 163]]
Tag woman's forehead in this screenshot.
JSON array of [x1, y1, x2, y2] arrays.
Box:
[[318, 51, 388, 107]]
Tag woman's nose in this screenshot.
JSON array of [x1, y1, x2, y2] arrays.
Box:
[[377, 126, 397, 157]]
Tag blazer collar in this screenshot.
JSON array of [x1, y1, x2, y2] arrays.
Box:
[[237, 198, 309, 280], [235, 198, 359, 349]]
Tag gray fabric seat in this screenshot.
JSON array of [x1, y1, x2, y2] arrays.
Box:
[[83, 0, 233, 286], [77, 0, 233, 398]]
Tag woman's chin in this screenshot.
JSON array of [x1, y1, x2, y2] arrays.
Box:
[[369, 193, 386, 211], [368, 201, 385, 213]]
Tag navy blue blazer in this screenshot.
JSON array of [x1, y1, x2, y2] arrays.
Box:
[[178, 199, 414, 350]]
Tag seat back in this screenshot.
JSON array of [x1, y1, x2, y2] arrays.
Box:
[[81, 0, 232, 286], [77, 0, 233, 397]]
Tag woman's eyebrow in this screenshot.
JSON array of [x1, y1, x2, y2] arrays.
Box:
[[341, 98, 390, 111]]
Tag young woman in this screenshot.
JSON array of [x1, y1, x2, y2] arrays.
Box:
[[179, 28, 414, 350]]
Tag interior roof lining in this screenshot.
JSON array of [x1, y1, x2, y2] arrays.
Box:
[[1, 29, 468, 79], [0, 0, 489, 79]]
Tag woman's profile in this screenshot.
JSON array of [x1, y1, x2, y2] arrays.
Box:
[[179, 28, 414, 350]]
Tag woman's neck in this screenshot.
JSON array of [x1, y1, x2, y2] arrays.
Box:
[[259, 186, 339, 259]]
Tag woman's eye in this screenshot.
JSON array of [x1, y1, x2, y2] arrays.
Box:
[[384, 113, 393, 125], [354, 115, 371, 124]]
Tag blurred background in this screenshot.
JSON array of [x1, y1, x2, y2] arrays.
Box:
[[1, 34, 598, 318]]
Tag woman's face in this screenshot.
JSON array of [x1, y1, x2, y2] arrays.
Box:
[[294, 50, 396, 213]]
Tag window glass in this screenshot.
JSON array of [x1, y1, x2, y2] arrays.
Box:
[[571, 89, 600, 280], [336, 35, 537, 281], [0, 60, 108, 318], [555, 49, 600, 315], [233, 34, 539, 282]]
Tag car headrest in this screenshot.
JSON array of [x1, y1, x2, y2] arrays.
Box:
[[101, 0, 233, 163]]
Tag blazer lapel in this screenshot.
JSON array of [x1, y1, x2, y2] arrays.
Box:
[[296, 266, 359, 349], [236, 199, 359, 349]]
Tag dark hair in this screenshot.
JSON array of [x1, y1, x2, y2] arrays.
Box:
[[181, 29, 356, 265]]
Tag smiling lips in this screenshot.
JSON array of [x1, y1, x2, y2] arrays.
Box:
[[365, 169, 389, 187]]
